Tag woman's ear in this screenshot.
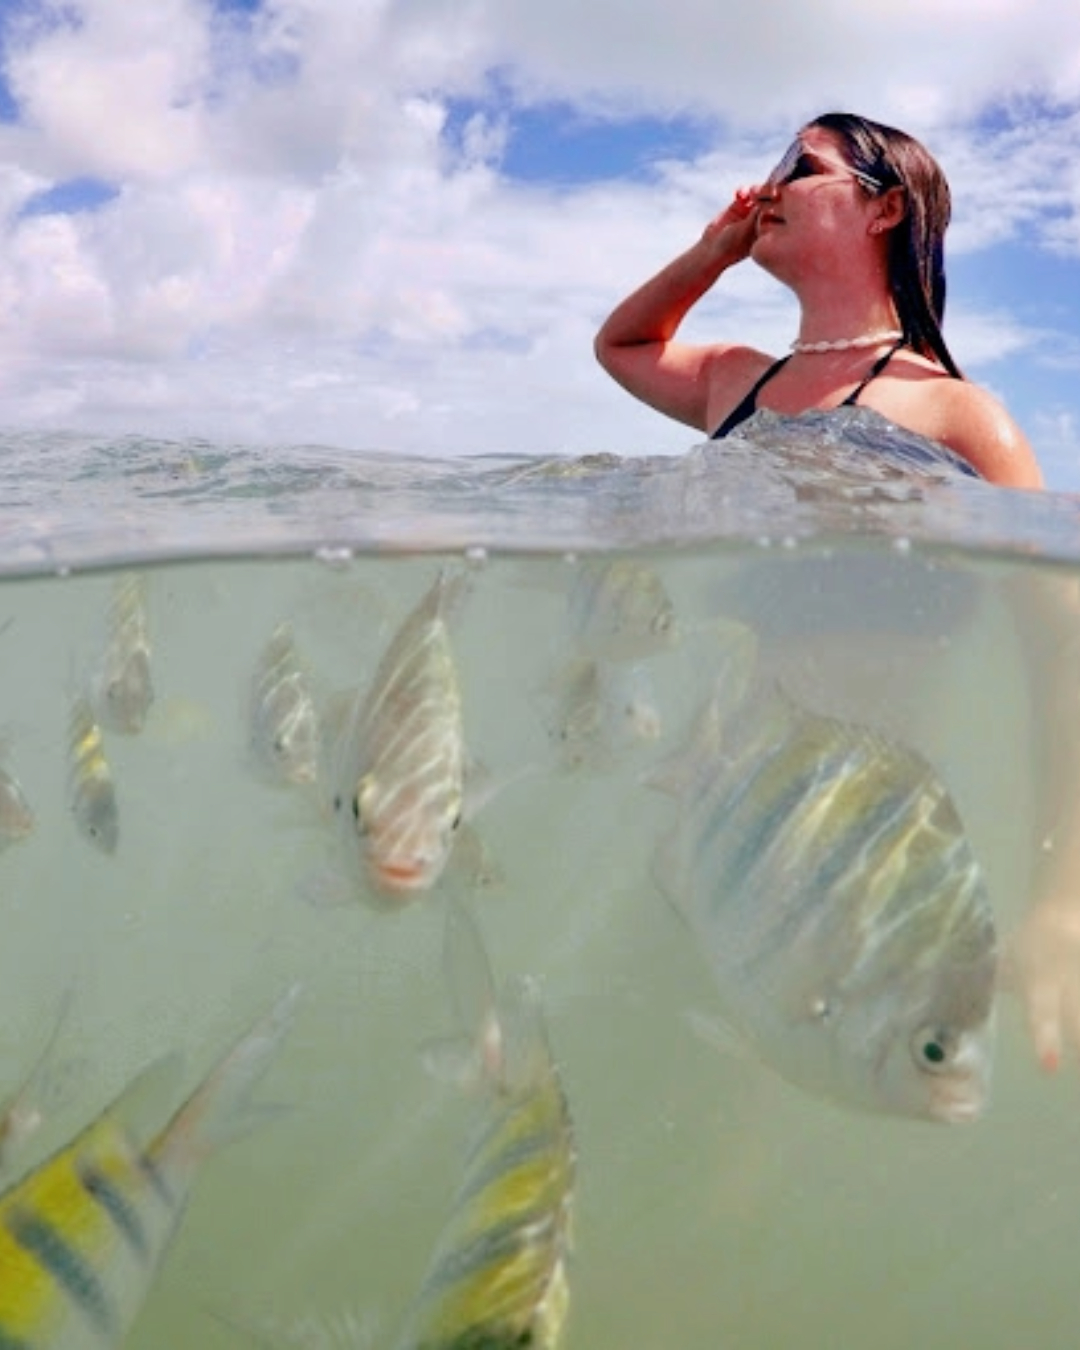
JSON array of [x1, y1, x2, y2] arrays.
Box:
[[872, 184, 907, 232]]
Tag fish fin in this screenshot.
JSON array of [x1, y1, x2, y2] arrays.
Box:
[[103, 1052, 188, 1149], [0, 986, 82, 1171], [209, 1301, 380, 1350], [463, 757, 540, 822], [152, 983, 301, 1167], [682, 1008, 753, 1063], [428, 565, 472, 625], [641, 625, 757, 797], [445, 822, 503, 894]]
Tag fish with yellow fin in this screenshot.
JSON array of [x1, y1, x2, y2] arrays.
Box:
[[397, 902, 576, 1350], [0, 983, 300, 1348], [648, 663, 997, 1125], [91, 573, 154, 737], [67, 693, 119, 855]]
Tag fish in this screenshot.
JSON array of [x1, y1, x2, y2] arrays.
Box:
[[91, 573, 154, 736], [247, 623, 321, 789], [67, 694, 119, 855], [647, 672, 998, 1124], [325, 570, 476, 901], [0, 746, 35, 849], [0, 983, 300, 1349], [543, 656, 661, 772], [397, 902, 577, 1350], [566, 558, 678, 664]]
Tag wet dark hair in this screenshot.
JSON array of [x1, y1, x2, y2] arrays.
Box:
[[807, 112, 962, 378]]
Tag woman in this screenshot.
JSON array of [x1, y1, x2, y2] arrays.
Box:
[[594, 111, 1043, 488], [598, 112, 1080, 1071]]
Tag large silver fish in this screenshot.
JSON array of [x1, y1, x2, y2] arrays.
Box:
[[0, 984, 300, 1348], [68, 694, 119, 855], [326, 571, 474, 901], [648, 675, 997, 1124], [247, 622, 321, 789], [91, 573, 154, 736], [396, 902, 577, 1350]]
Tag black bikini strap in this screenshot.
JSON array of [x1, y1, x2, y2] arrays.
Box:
[[841, 338, 905, 407]]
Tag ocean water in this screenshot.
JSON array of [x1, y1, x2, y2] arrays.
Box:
[[2, 409, 1080, 1348]]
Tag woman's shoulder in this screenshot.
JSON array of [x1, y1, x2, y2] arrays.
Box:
[[871, 356, 1043, 488]]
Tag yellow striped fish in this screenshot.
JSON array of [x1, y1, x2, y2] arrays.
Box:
[[91, 574, 153, 737], [0, 984, 300, 1348], [649, 672, 997, 1123], [67, 695, 118, 856], [327, 571, 473, 901], [395, 903, 576, 1350]]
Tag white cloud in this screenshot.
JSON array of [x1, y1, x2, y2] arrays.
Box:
[[0, 0, 1077, 470]]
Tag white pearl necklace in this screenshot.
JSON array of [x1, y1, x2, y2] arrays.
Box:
[[790, 329, 902, 354]]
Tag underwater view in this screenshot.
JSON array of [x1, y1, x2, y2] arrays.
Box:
[[3, 411, 1080, 1349]]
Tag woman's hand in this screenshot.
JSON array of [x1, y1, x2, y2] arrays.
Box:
[[701, 186, 768, 266], [1001, 894, 1080, 1072]]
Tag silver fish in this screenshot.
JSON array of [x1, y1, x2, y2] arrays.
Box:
[[68, 694, 119, 855], [544, 656, 661, 772], [0, 984, 299, 1349], [92, 573, 154, 735], [396, 903, 576, 1350], [327, 570, 472, 901], [248, 622, 321, 788], [566, 558, 677, 664], [0, 749, 34, 849], [648, 675, 997, 1124]]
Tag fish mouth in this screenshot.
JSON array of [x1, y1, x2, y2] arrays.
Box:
[[927, 1078, 986, 1125], [371, 859, 434, 895]]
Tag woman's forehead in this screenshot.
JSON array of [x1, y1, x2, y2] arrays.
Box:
[[799, 125, 846, 156]]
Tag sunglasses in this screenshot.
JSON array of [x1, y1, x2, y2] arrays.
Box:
[[766, 140, 883, 193]]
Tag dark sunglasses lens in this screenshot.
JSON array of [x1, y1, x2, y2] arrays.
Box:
[[767, 141, 801, 186]]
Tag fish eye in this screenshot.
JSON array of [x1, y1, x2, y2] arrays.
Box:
[[911, 1026, 953, 1073], [350, 793, 367, 833]]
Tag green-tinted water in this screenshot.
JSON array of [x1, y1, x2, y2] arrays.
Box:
[[0, 537, 1077, 1349]]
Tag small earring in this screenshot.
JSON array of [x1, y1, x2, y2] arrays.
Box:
[[870, 221, 884, 234]]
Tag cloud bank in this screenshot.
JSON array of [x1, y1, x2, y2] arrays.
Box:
[[0, 0, 1077, 483]]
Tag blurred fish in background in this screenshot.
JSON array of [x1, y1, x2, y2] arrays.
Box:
[[541, 559, 676, 773], [0, 740, 35, 849], [91, 573, 154, 736], [648, 665, 998, 1125], [67, 693, 119, 856], [247, 622, 321, 790]]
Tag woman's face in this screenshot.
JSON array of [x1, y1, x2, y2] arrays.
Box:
[[750, 126, 881, 280]]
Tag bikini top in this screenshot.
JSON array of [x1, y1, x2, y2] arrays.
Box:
[[710, 338, 906, 440]]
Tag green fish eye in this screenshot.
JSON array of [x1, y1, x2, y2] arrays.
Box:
[[912, 1026, 952, 1071]]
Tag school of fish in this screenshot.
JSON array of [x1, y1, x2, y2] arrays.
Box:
[[0, 554, 1015, 1342]]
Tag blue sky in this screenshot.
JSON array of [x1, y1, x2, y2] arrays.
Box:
[[0, 0, 1078, 488]]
